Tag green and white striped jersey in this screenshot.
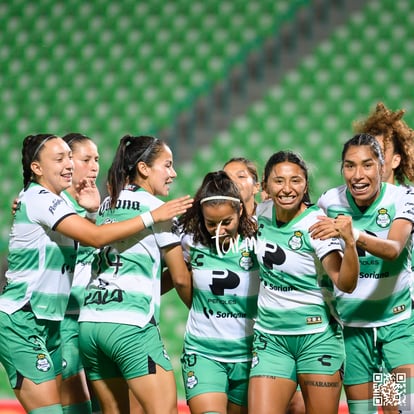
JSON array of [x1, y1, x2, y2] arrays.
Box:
[[79, 186, 180, 327], [62, 191, 96, 315], [318, 182, 414, 328], [0, 183, 77, 320], [182, 234, 259, 362], [255, 201, 341, 335]]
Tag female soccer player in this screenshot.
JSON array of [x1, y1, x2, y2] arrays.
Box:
[[179, 170, 259, 414], [310, 133, 414, 414], [249, 150, 359, 414], [78, 135, 192, 414]]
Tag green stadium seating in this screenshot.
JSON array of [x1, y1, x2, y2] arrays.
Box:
[[170, 0, 414, 205]]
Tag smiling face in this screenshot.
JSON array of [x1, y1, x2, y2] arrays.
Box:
[[265, 161, 308, 221], [202, 201, 241, 249], [223, 160, 259, 216], [138, 144, 177, 196], [70, 140, 100, 187], [342, 144, 383, 206], [31, 138, 73, 195]]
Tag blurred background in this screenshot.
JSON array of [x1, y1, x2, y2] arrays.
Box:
[[1, 0, 413, 409]]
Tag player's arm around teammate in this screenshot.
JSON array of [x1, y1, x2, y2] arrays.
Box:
[[0, 134, 192, 414], [310, 133, 414, 414], [248, 151, 359, 414], [78, 135, 192, 414]]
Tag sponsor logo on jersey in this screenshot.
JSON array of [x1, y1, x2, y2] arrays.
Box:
[[208, 298, 237, 305], [360, 258, 380, 266], [262, 280, 297, 292], [48, 197, 65, 215], [84, 288, 124, 306], [288, 231, 303, 250], [216, 311, 247, 318], [209, 269, 240, 295], [359, 271, 390, 279], [393, 304, 406, 314], [261, 243, 286, 269], [376, 208, 391, 228], [99, 197, 141, 214], [202, 307, 246, 319], [36, 354, 51, 372], [203, 307, 214, 319], [317, 354, 332, 367], [306, 316, 322, 324]]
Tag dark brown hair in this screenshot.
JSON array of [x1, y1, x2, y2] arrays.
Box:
[[179, 170, 257, 249]]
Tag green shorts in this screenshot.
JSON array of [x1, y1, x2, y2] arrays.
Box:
[[181, 352, 250, 406], [343, 314, 414, 386], [79, 322, 173, 381], [0, 309, 61, 388], [250, 323, 345, 382], [61, 314, 83, 380]]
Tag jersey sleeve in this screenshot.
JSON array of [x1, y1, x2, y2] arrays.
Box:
[[395, 186, 414, 223], [317, 191, 329, 212], [180, 233, 193, 263], [26, 190, 76, 230], [309, 207, 343, 260], [153, 219, 181, 248]]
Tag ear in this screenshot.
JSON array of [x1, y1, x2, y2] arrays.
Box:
[[30, 161, 42, 177], [260, 182, 269, 201], [137, 161, 150, 178], [239, 203, 244, 218], [253, 181, 260, 196], [391, 153, 401, 170]]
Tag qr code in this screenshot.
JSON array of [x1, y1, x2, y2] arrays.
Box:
[[373, 372, 407, 408]]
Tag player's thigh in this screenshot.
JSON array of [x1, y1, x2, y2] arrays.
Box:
[[299, 371, 342, 414], [248, 375, 297, 414], [90, 377, 129, 414], [128, 366, 177, 414], [15, 377, 61, 413]]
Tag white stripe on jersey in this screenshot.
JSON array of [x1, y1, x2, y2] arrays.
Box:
[[0, 183, 76, 320]]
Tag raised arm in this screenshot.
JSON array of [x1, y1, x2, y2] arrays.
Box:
[[56, 195, 193, 248], [320, 215, 359, 293]]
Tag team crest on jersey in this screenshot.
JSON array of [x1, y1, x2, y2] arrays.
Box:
[[251, 351, 259, 368], [376, 208, 391, 228], [288, 231, 303, 250], [36, 354, 51, 372], [186, 371, 198, 389], [239, 251, 253, 270], [163, 348, 171, 361]]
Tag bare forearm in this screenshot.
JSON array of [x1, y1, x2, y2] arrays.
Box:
[[356, 232, 401, 260], [58, 215, 147, 248], [337, 244, 359, 293]]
